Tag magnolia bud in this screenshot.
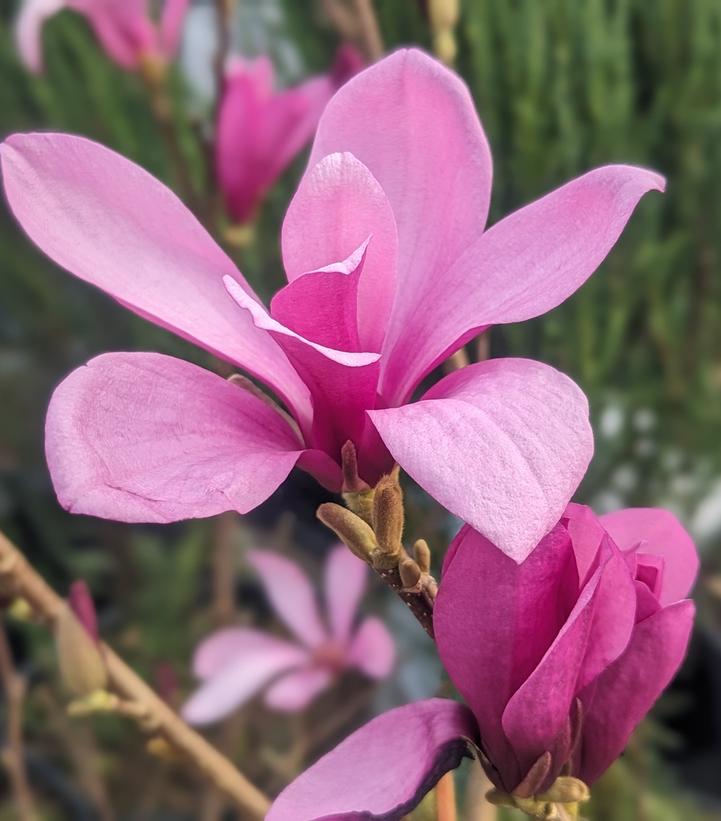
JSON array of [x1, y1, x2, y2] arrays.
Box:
[[340, 441, 374, 524], [413, 539, 431, 574], [55, 602, 108, 697], [539, 776, 590, 805], [372, 474, 404, 569], [399, 557, 422, 592], [317, 503, 377, 562]]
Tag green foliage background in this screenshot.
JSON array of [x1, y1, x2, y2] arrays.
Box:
[[0, 0, 720, 818]]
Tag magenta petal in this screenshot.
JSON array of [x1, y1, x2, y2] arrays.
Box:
[[282, 152, 399, 351], [266, 699, 477, 820], [264, 667, 334, 712], [370, 359, 593, 562], [348, 617, 396, 680], [45, 352, 304, 523], [192, 627, 304, 679], [158, 0, 188, 56], [600, 508, 699, 604], [0, 132, 310, 423], [381, 164, 664, 402], [578, 600, 695, 784], [563, 503, 608, 586], [434, 524, 576, 789], [246, 550, 328, 648], [324, 546, 367, 644]]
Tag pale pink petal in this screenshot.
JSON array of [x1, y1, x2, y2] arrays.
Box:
[[0, 133, 310, 425], [600, 508, 698, 605], [282, 152, 398, 351], [324, 546, 367, 644], [224, 275, 381, 461], [266, 699, 477, 820], [15, 0, 65, 73], [192, 627, 303, 679], [264, 667, 333, 712], [45, 353, 305, 523], [381, 165, 664, 403], [182, 646, 308, 726], [158, 0, 188, 56], [246, 551, 328, 648], [308, 49, 492, 397], [370, 359, 593, 563], [347, 616, 395, 679], [74, 0, 153, 68], [578, 600, 695, 784]]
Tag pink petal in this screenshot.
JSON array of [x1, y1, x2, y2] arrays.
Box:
[[347, 616, 395, 679], [282, 152, 399, 351], [600, 508, 698, 605], [266, 699, 477, 820], [158, 0, 188, 56], [182, 645, 308, 726], [246, 551, 328, 648], [563, 503, 608, 586], [324, 545, 367, 644], [192, 627, 303, 679], [45, 352, 305, 522], [224, 275, 380, 460], [264, 667, 334, 712], [434, 523, 577, 791], [308, 50, 492, 397], [578, 600, 695, 784], [0, 132, 310, 425], [14, 0, 65, 73], [501, 536, 636, 783], [370, 359, 593, 563], [74, 0, 153, 68], [382, 165, 664, 403]]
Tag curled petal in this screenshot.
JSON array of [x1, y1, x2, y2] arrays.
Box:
[[15, 0, 65, 73]]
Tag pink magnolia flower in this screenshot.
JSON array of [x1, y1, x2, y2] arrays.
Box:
[[217, 45, 364, 225], [16, 0, 188, 73], [0, 50, 663, 560], [182, 546, 394, 724], [266, 505, 697, 819]]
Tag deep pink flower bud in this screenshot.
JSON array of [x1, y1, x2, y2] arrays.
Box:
[[68, 579, 100, 644], [263, 504, 697, 820]]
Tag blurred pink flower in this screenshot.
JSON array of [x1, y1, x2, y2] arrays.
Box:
[[182, 546, 394, 724], [16, 0, 188, 73], [1, 50, 662, 561], [217, 45, 363, 225], [265, 505, 697, 819]]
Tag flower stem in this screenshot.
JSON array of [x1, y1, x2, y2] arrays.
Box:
[[0, 531, 270, 820], [436, 771, 457, 821]]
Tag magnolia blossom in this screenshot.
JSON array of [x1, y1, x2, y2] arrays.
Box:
[[0, 50, 663, 561], [182, 546, 394, 724], [16, 0, 188, 73], [266, 505, 697, 819], [217, 45, 363, 225]]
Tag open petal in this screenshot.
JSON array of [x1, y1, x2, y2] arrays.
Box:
[[264, 667, 334, 712], [434, 523, 577, 791], [563, 503, 608, 587], [370, 359, 593, 562], [324, 546, 367, 644], [0, 133, 310, 424], [282, 152, 399, 351], [192, 627, 302, 680], [348, 616, 395, 679], [246, 551, 328, 648], [158, 0, 188, 56], [45, 352, 305, 523], [308, 49, 492, 394], [15, 0, 65, 73], [183, 644, 309, 725], [266, 699, 477, 820], [578, 600, 695, 784], [600, 508, 698, 605]]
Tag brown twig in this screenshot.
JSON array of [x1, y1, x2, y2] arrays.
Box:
[[0, 616, 37, 820], [353, 0, 384, 60], [0, 532, 270, 820], [213, 0, 235, 112], [323, 0, 384, 62]]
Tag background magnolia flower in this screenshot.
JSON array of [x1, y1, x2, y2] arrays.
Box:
[[266, 504, 697, 819], [16, 0, 188, 73], [217, 45, 363, 225], [0, 49, 663, 561], [182, 546, 394, 724]]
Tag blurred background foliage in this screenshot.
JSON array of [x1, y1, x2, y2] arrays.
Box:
[[0, 0, 720, 818]]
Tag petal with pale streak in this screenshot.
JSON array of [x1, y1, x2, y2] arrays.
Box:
[[324, 546, 367, 644], [45, 353, 305, 523], [348, 617, 396, 679], [266, 699, 477, 820], [370, 359, 593, 562], [264, 667, 334, 712], [192, 627, 303, 680]]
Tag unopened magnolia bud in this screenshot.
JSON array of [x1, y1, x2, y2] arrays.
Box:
[[69, 580, 99, 643], [317, 503, 377, 562], [413, 539, 431, 574], [399, 557, 422, 591], [56, 604, 108, 697], [372, 475, 404, 568], [539, 776, 590, 805], [341, 441, 370, 493]]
